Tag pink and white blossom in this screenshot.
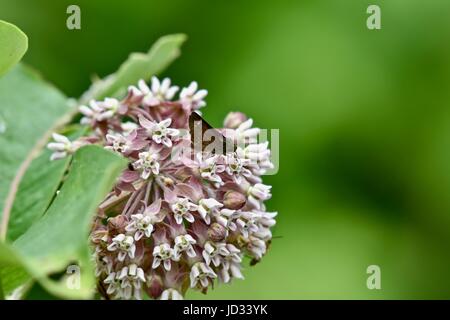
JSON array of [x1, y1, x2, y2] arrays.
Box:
[[50, 76, 280, 300]]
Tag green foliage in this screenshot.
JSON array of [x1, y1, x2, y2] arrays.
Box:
[[0, 64, 69, 219], [6, 151, 71, 242], [0, 20, 27, 77], [81, 34, 186, 102], [7, 126, 88, 242], [0, 146, 127, 298]]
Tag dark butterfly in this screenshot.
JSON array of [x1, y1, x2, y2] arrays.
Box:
[[188, 112, 235, 155]]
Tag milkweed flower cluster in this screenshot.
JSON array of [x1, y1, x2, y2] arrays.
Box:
[[47, 76, 276, 300]]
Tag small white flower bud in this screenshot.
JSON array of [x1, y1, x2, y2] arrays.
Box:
[[223, 112, 247, 129], [146, 274, 164, 299], [207, 222, 228, 242], [223, 190, 246, 210]]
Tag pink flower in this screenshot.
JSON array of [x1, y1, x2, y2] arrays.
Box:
[[138, 77, 179, 107], [139, 116, 180, 147], [179, 81, 207, 110], [85, 77, 276, 300]]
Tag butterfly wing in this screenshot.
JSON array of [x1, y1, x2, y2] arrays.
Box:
[[188, 112, 234, 154]]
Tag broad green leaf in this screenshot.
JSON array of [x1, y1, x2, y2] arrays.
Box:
[[6, 150, 71, 242], [81, 34, 186, 102], [0, 251, 29, 297], [0, 64, 69, 225], [6, 126, 88, 242], [0, 21, 28, 77], [0, 146, 127, 298]]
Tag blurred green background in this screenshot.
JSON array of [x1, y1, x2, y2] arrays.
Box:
[[2, 0, 450, 299]]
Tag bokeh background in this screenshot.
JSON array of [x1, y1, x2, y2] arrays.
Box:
[[2, 0, 450, 299]]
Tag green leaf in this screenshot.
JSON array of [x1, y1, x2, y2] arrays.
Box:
[[81, 33, 186, 102], [6, 126, 87, 242], [0, 65, 69, 238], [0, 256, 29, 298], [0, 21, 28, 77], [6, 151, 71, 242], [0, 146, 127, 298]]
